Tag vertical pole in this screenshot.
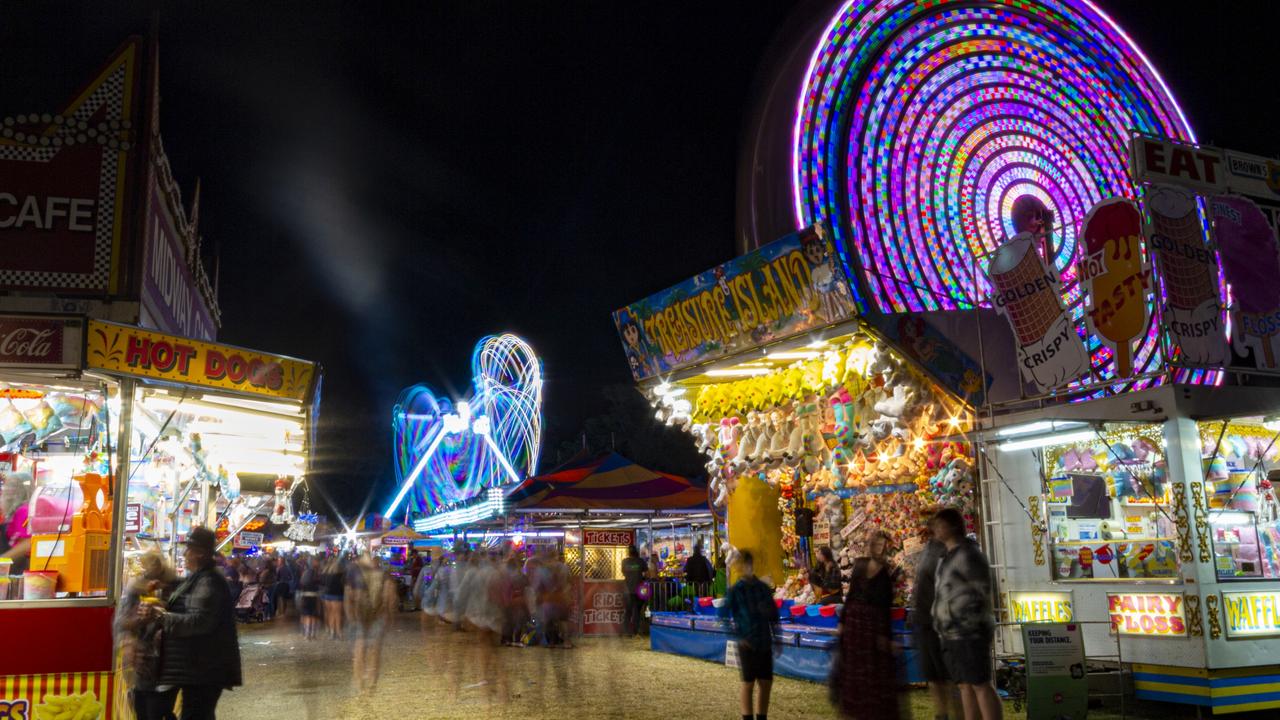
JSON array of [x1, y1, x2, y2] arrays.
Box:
[[108, 378, 135, 600], [577, 518, 586, 638]]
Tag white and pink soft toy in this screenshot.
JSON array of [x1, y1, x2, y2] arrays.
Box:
[[750, 411, 774, 464], [874, 384, 914, 419], [767, 410, 791, 464], [735, 411, 760, 468], [269, 476, 292, 524], [718, 417, 742, 461]]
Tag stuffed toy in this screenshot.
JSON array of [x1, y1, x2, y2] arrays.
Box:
[[822, 349, 843, 389], [270, 476, 292, 524], [736, 411, 760, 467], [718, 417, 742, 460]]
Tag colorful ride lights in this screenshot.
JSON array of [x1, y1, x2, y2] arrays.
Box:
[[411, 488, 507, 533]]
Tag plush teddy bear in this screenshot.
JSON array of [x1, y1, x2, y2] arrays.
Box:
[[822, 349, 843, 389], [718, 417, 742, 461], [735, 411, 760, 467]]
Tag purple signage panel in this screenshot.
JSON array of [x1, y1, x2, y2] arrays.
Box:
[[141, 183, 216, 341]]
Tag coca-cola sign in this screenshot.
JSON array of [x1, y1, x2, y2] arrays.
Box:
[[0, 316, 81, 369]]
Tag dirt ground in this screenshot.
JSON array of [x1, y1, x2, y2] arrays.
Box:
[[216, 612, 1235, 720]]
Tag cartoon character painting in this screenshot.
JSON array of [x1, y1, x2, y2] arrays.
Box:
[[803, 222, 856, 324], [616, 309, 663, 380]]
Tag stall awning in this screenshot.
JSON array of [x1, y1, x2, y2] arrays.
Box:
[[507, 452, 707, 512]]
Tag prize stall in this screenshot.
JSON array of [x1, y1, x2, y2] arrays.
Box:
[[0, 317, 320, 718], [612, 224, 979, 682]]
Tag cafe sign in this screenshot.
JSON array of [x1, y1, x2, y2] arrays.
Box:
[[1106, 592, 1187, 637], [1009, 591, 1074, 624], [1221, 590, 1280, 639], [86, 320, 316, 402]]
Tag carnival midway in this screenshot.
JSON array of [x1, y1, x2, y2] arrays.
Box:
[[3, 1, 1280, 719]]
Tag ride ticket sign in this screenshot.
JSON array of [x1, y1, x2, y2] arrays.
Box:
[[1106, 592, 1187, 637], [86, 319, 317, 402]]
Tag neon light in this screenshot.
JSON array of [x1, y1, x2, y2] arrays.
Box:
[[412, 488, 506, 532], [390, 334, 543, 517], [791, 0, 1196, 390], [383, 427, 446, 518]]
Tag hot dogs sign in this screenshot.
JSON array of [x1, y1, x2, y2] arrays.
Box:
[[86, 320, 317, 402]]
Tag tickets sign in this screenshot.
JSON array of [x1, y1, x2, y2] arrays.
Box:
[[582, 579, 627, 636], [86, 320, 316, 402], [582, 529, 634, 547], [1009, 591, 1074, 624], [1106, 592, 1187, 636], [1221, 590, 1280, 639]]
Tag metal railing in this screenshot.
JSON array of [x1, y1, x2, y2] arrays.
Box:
[[647, 579, 718, 615]]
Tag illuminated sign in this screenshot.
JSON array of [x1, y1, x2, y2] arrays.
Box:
[[86, 320, 316, 402], [1009, 591, 1074, 624], [612, 222, 856, 381], [1106, 592, 1187, 637], [583, 529, 634, 547], [1222, 591, 1280, 639]]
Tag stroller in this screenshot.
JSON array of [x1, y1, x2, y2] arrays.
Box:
[[235, 582, 268, 623]]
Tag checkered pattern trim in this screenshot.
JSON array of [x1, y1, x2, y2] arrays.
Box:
[[0, 57, 134, 292]]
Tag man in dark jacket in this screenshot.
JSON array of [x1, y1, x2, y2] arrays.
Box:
[[931, 507, 1000, 720], [684, 542, 715, 586], [153, 526, 243, 720]]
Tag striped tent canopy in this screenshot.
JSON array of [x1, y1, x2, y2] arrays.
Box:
[[507, 452, 707, 512]]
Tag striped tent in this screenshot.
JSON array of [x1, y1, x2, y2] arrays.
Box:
[[507, 452, 707, 512]]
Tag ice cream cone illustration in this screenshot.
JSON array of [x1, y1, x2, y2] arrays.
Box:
[[1079, 198, 1149, 378], [1144, 185, 1226, 366], [988, 233, 1090, 390], [1212, 195, 1280, 368]]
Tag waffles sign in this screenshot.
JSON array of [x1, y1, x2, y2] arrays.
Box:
[[1106, 592, 1187, 637], [86, 319, 316, 401]]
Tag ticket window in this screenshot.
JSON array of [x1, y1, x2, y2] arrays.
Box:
[[1040, 422, 1181, 581], [0, 379, 115, 601], [1199, 416, 1280, 581]]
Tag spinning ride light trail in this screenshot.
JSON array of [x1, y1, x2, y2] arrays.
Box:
[[791, 0, 1197, 388], [385, 334, 543, 519]]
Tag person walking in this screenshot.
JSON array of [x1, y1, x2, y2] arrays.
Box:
[[931, 508, 1001, 720], [913, 514, 956, 720], [621, 545, 648, 637], [345, 554, 398, 692], [834, 530, 900, 719], [298, 556, 323, 639], [810, 546, 843, 605], [321, 556, 346, 638], [725, 550, 778, 720], [152, 527, 242, 720], [115, 551, 178, 720]]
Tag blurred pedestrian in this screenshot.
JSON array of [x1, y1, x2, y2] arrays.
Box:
[[321, 556, 346, 639], [298, 556, 322, 639], [834, 530, 901, 719], [0, 471, 34, 574], [621, 545, 647, 637], [913, 515, 956, 720], [346, 554, 397, 692], [116, 551, 177, 720], [274, 555, 295, 619], [725, 550, 778, 720], [259, 559, 277, 620], [153, 526, 242, 720], [503, 556, 529, 645], [932, 508, 1000, 720]]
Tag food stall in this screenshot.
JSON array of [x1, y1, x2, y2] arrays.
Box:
[[612, 223, 981, 681], [0, 316, 320, 718]]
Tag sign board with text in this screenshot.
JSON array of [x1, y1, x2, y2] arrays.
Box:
[[0, 314, 82, 370], [613, 221, 857, 381], [141, 179, 217, 341], [1106, 592, 1187, 637], [582, 579, 627, 636], [583, 529, 634, 547], [124, 503, 142, 534], [236, 531, 264, 548], [0, 41, 141, 296], [1221, 590, 1280, 639], [1131, 135, 1280, 235], [1009, 591, 1074, 624], [1022, 623, 1088, 720], [86, 319, 316, 402]]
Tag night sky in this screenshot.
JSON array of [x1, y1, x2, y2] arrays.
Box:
[[2, 1, 1276, 518]]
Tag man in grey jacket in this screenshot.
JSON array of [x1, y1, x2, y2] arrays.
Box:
[[931, 508, 1001, 720]]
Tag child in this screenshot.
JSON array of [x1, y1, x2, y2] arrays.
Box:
[[725, 551, 779, 720]]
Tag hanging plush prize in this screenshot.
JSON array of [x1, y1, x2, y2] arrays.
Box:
[[270, 476, 292, 524]]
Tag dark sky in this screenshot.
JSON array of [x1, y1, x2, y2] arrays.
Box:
[[2, 1, 1275, 518]]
